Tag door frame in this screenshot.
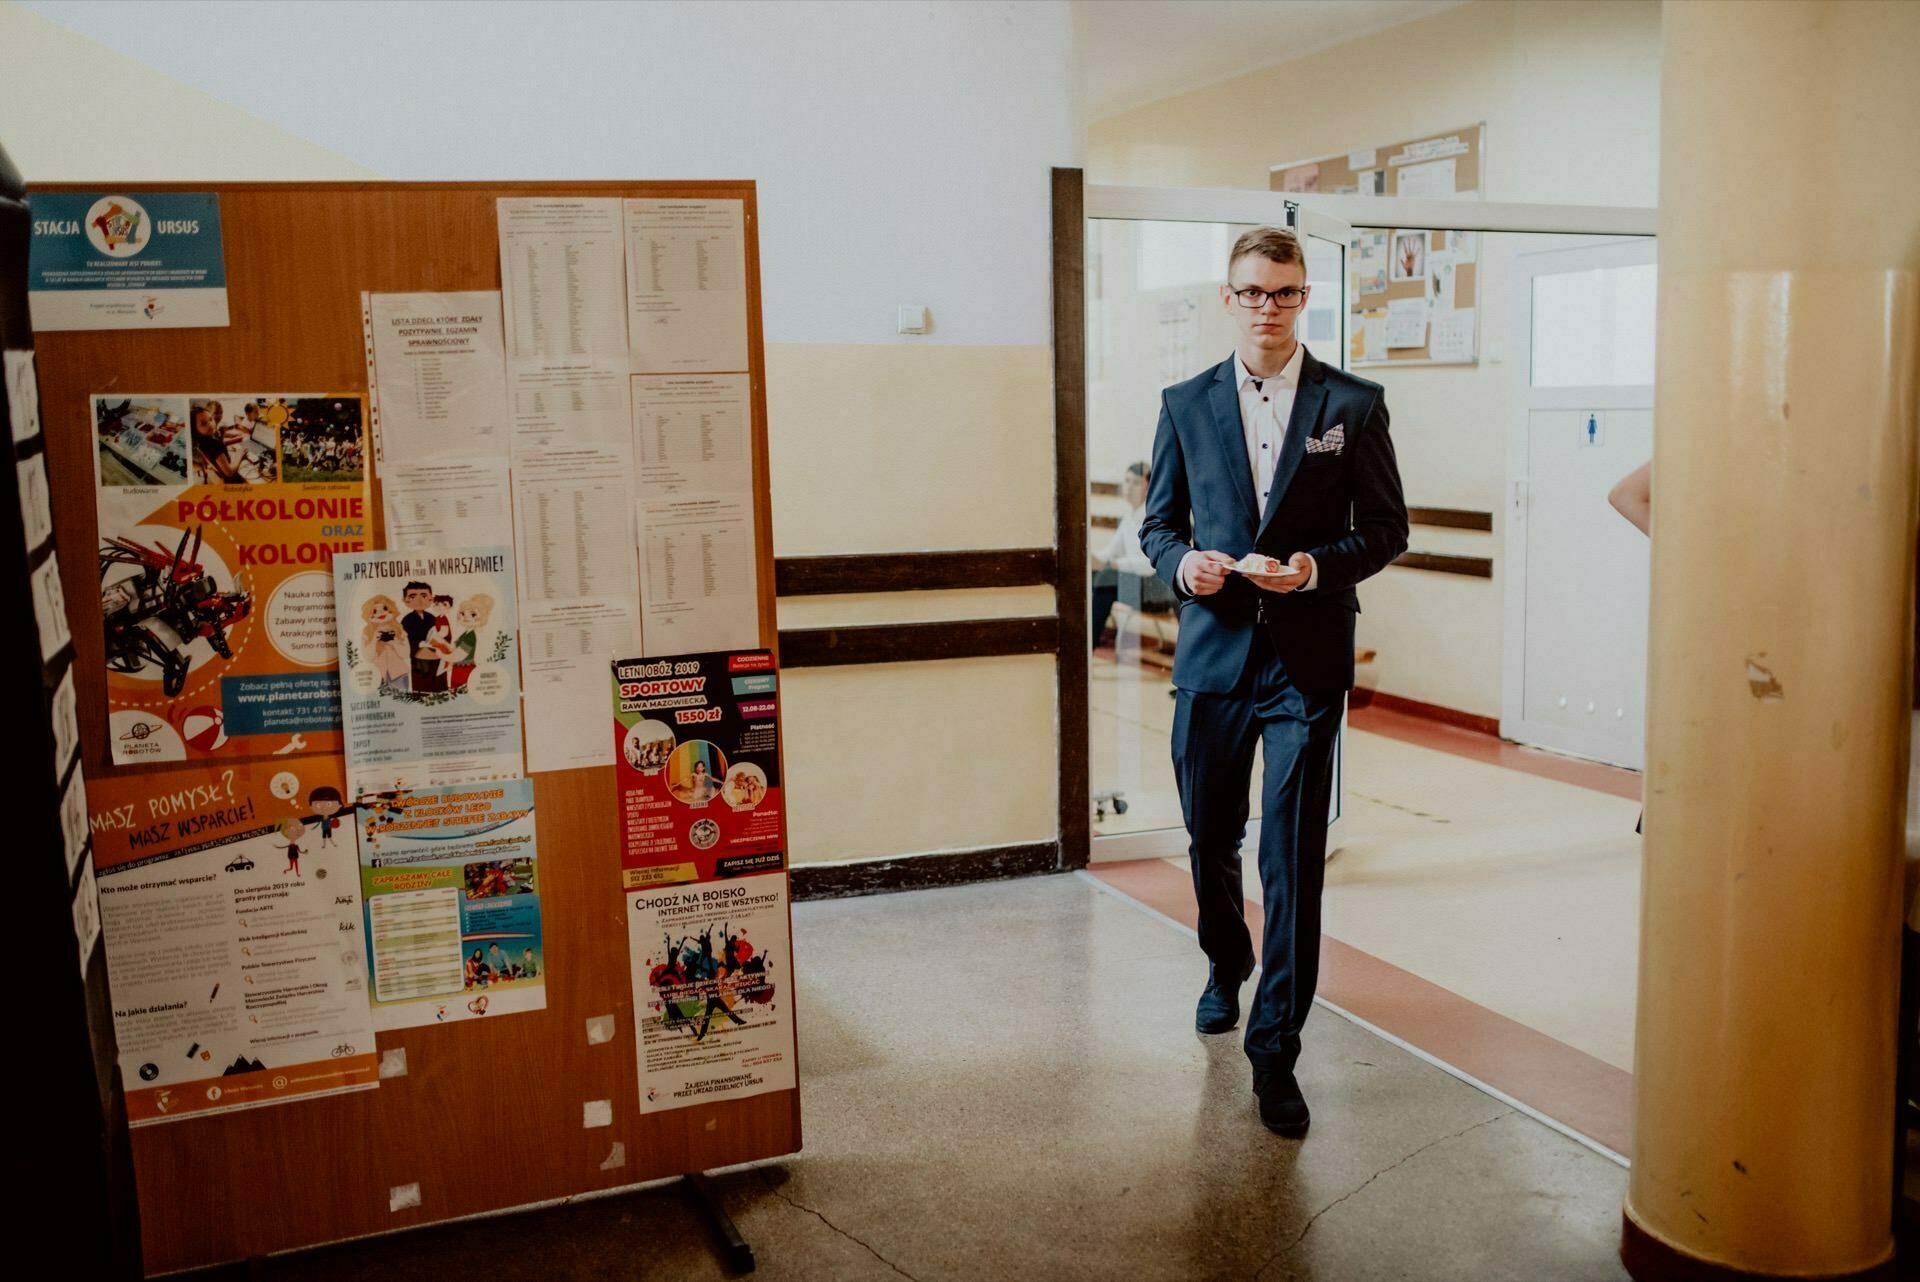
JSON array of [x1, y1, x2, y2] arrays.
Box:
[[1068, 180, 1658, 864], [1501, 236, 1659, 767], [1081, 184, 1356, 861], [1088, 186, 1655, 237]]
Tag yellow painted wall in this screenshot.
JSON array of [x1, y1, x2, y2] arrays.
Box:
[[782, 656, 1059, 865], [765, 342, 1055, 556]]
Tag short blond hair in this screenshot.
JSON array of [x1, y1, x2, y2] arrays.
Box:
[[1228, 226, 1304, 276]]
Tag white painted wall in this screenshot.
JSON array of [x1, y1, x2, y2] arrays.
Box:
[[1090, 0, 1659, 205], [1088, 0, 1663, 720], [14, 0, 1079, 347], [0, 3, 377, 179]]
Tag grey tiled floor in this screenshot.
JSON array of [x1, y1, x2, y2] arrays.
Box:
[[244, 873, 1632, 1282]]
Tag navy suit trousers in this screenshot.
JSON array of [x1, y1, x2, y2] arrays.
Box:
[[1171, 626, 1341, 1071]]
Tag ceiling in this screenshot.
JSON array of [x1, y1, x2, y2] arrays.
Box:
[[1083, 0, 1468, 121]]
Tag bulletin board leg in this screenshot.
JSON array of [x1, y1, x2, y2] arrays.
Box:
[[681, 1172, 756, 1275]]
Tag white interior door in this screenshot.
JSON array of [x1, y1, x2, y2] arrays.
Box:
[[1502, 238, 1657, 769]]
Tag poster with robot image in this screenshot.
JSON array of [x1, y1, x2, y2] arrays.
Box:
[[92, 393, 368, 765]]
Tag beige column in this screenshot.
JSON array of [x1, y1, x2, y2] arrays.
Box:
[[1626, 2, 1920, 1278]]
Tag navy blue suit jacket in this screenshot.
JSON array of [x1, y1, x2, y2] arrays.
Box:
[[1138, 348, 1408, 697]]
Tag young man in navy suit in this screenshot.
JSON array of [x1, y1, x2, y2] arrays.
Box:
[[1138, 226, 1408, 1136]]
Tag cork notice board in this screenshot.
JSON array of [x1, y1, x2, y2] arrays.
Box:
[[1271, 125, 1484, 367], [29, 181, 796, 1275]]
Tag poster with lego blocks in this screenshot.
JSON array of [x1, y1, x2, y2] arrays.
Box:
[[92, 392, 368, 765]]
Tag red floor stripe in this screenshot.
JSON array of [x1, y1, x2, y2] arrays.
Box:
[[1347, 702, 1644, 802], [1088, 857, 1634, 1158], [1095, 655, 1643, 802]]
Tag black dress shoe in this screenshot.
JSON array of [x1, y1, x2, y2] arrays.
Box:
[[1253, 1070, 1310, 1137], [1195, 957, 1254, 1034]]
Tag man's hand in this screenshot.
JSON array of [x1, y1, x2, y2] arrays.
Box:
[[1186, 550, 1237, 596], [1242, 552, 1313, 594]]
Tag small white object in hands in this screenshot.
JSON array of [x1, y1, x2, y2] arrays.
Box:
[[1230, 553, 1296, 576]]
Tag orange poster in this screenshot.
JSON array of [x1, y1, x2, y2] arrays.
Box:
[[89, 760, 378, 1125], [92, 393, 369, 764]]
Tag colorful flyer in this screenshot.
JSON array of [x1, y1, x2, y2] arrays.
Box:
[[356, 779, 545, 1029], [612, 649, 785, 888], [28, 191, 228, 330], [87, 761, 378, 1126], [333, 547, 523, 796], [628, 872, 795, 1113], [93, 393, 369, 765]]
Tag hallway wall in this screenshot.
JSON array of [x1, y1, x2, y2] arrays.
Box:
[[1088, 0, 1663, 720], [1, 0, 1083, 864]]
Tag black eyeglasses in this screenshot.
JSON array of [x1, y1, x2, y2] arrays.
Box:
[[1230, 286, 1309, 309]]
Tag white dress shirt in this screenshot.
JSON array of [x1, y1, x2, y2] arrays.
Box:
[[1178, 344, 1318, 593], [1097, 505, 1157, 577]]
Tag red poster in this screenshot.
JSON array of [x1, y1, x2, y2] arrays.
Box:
[[612, 650, 785, 888]]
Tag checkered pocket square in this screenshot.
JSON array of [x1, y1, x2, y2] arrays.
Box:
[[1305, 424, 1345, 455]]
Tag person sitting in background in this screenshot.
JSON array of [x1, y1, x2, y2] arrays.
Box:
[[1091, 460, 1176, 649]]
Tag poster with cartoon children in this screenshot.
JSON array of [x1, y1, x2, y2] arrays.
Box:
[[333, 548, 522, 796], [87, 760, 378, 1125]]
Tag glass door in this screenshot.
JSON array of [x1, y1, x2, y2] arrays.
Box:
[[1083, 188, 1352, 860]]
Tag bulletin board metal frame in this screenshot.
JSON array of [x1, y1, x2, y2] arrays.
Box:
[[1270, 124, 1486, 368], [28, 180, 797, 1275]]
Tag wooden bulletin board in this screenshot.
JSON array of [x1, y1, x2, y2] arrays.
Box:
[[30, 182, 795, 1275], [1271, 125, 1484, 367]]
